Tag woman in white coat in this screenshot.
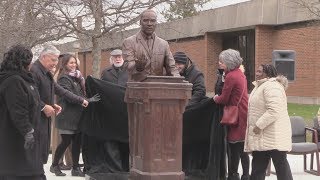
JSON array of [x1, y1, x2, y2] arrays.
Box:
[[244, 64, 293, 180]]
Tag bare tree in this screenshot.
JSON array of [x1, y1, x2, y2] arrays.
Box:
[[162, 0, 211, 21], [51, 0, 170, 78], [291, 0, 320, 17], [0, 0, 72, 61]]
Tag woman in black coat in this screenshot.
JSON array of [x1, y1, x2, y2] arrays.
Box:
[[50, 54, 86, 177], [0, 45, 44, 180]]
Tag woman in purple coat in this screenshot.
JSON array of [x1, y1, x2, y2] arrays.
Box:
[[213, 49, 249, 180]]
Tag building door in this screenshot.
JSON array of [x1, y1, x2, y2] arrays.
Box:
[[222, 29, 255, 91]]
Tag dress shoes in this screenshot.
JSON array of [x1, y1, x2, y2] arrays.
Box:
[[59, 163, 71, 170], [50, 165, 66, 176], [71, 167, 85, 177]]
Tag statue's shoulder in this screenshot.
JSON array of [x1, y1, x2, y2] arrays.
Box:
[[124, 33, 139, 42], [155, 36, 169, 46]]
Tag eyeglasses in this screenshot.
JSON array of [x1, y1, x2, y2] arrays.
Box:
[[46, 54, 59, 62], [51, 57, 59, 62]]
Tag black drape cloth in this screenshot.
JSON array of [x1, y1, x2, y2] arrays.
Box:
[[80, 76, 129, 175], [183, 98, 227, 180], [80, 76, 226, 180], [80, 76, 128, 142]]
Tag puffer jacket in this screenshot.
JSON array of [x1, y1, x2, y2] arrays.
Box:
[[244, 76, 292, 152]]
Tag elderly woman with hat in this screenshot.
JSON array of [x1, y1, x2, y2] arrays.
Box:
[[174, 51, 206, 107], [101, 49, 128, 87]]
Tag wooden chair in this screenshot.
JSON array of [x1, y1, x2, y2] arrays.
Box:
[[267, 116, 320, 176]]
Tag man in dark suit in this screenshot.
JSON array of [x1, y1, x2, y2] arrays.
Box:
[[101, 49, 128, 87], [30, 45, 88, 176], [122, 9, 179, 82]]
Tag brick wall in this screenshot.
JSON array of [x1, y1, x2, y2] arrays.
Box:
[[255, 26, 274, 69], [169, 37, 209, 89], [168, 35, 223, 93], [78, 50, 113, 77], [255, 24, 320, 102], [204, 32, 222, 93], [78, 23, 320, 102], [273, 25, 320, 97]]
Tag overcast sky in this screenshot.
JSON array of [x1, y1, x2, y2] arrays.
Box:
[[204, 0, 251, 9], [50, 0, 252, 46]]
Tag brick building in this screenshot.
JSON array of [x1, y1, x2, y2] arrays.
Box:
[[59, 0, 320, 104]]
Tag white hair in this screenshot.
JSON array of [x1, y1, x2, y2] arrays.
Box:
[[109, 56, 114, 65], [109, 56, 124, 67], [40, 45, 60, 59], [219, 49, 243, 71]]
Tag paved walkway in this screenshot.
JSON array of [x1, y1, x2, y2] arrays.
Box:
[[44, 155, 84, 180], [44, 154, 319, 180]]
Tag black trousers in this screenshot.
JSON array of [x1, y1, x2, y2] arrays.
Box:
[[52, 133, 82, 168], [251, 150, 293, 180], [228, 142, 250, 176]]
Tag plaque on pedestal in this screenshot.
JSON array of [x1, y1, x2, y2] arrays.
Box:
[[125, 76, 192, 180]]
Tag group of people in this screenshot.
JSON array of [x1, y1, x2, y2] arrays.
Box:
[[0, 8, 293, 180], [213, 49, 293, 180], [0, 44, 91, 180]]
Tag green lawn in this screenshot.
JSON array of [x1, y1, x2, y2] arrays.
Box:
[[287, 103, 320, 127]]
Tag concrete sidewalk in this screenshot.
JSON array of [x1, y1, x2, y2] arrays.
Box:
[[44, 154, 319, 180], [44, 154, 84, 180]]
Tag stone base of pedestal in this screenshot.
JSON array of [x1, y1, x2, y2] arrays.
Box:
[[130, 169, 185, 180]]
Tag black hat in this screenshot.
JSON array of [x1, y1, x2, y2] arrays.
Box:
[[173, 52, 188, 64]]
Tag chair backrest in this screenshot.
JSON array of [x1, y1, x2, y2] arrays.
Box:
[[290, 116, 306, 143]]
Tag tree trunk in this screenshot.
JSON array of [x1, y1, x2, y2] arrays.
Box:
[[91, 0, 103, 78], [92, 36, 101, 78]]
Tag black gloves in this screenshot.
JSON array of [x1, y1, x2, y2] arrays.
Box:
[[87, 93, 101, 103], [24, 130, 35, 150]]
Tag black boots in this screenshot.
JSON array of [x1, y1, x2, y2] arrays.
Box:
[[59, 163, 71, 170], [50, 165, 66, 176], [71, 167, 85, 177], [241, 174, 250, 180], [227, 173, 240, 180]]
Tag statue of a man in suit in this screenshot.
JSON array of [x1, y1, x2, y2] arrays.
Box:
[[122, 9, 179, 82]]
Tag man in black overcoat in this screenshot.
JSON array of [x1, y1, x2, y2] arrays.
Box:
[[30, 45, 88, 167], [101, 49, 128, 87], [99, 49, 129, 172]]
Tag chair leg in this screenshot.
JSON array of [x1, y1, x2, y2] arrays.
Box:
[[316, 152, 320, 175], [305, 152, 320, 176], [311, 153, 314, 170], [304, 154, 307, 171]]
